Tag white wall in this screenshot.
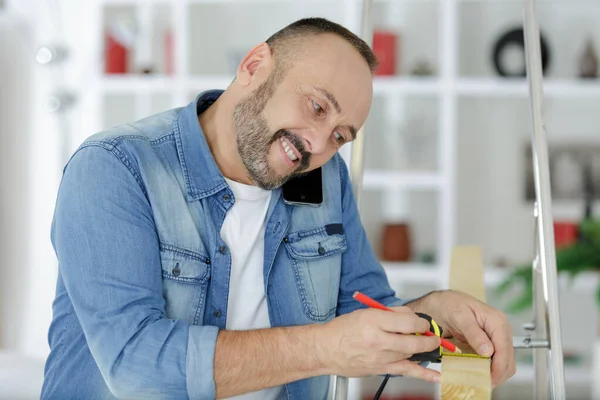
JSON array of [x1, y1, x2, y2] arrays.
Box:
[[0, 6, 34, 352], [0, 0, 75, 358]]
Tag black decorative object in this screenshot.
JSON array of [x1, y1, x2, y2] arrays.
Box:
[[492, 26, 550, 77]]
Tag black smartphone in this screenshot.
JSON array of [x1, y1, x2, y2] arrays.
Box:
[[282, 167, 323, 207]]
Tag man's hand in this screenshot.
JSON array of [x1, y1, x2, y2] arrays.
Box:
[[213, 306, 441, 398], [407, 290, 516, 388], [317, 306, 442, 382]]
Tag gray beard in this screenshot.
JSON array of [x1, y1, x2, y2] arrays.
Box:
[[232, 77, 311, 190]]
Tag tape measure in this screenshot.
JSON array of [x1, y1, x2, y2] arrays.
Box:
[[408, 313, 443, 363], [409, 313, 491, 362]]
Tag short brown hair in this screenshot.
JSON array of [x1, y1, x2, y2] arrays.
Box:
[[265, 17, 379, 75]]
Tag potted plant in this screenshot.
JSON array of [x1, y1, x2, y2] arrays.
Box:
[[495, 216, 600, 313], [498, 158, 600, 312]]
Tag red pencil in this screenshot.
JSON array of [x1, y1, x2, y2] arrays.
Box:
[[352, 291, 461, 354]]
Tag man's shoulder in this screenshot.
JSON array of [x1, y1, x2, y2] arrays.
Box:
[[79, 107, 184, 153], [62, 107, 188, 189], [321, 152, 350, 184]]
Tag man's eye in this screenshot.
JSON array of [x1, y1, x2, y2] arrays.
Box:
[[312, 100, 324, 114], [333, 131, 345, 143]]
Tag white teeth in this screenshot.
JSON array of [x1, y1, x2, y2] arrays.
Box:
[[287, 149, 298, 161], [280, 137, 298, 161]]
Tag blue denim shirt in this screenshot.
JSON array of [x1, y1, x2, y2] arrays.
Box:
[[42, 90, 407, 400]]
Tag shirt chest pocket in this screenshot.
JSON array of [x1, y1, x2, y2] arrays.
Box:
[[283, 225, 347, 322], [160, 245, 211, 325]]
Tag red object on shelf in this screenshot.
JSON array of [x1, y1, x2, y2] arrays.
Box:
[[372, 30, 398, 76], [105, 33, 128, 74], [165, 29, 174, 75], [553, 221, 578, 248]]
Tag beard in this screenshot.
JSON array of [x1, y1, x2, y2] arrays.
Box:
[[233, 73, 311, 190]]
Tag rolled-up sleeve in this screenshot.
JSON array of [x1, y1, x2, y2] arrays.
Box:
[[52, 144, 217, 399]]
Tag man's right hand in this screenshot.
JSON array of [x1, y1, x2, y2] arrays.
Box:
[[316, 306, 442, 382], [213, 306, 441, 398]]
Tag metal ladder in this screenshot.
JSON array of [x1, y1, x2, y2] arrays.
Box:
[[332, 0, 566, 398]]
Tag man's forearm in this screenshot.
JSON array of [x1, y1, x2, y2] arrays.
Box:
[[213, 324, 329, 398]]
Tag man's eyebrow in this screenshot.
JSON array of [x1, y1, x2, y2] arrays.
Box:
[[315, 86, 342, 114], [314, 86, 358, 140], [347, 126, 358, 140]]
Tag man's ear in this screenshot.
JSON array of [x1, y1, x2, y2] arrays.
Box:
[[236, 42, 274, 86]]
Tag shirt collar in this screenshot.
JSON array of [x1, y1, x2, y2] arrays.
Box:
[[174, 89, 228, 201]]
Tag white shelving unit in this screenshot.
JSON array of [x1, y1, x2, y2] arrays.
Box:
[[68, 0, 600, 399]]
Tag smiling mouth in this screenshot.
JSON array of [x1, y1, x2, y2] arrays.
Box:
[[279, 137, 301, 163]]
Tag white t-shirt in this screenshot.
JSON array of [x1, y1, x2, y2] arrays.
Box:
[[220, 177, 284, 400]]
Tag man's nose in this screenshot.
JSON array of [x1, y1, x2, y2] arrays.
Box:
[[300, 128, 329, 155]]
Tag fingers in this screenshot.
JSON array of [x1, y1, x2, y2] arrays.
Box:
[[457, 311, 495, 357], [487, 312, 516, 388], [382, 360, 441, 383], [381, 331, 441, 356], [457, 307, 516, 388], [376, 308, 431, 334], [387, 306, 414, 313]]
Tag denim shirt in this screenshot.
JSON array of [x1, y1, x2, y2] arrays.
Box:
[[41, 90, 407, 400]]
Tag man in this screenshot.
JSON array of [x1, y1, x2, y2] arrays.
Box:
[[42, 17, 515, 400]]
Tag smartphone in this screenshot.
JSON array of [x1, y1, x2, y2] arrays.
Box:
[[282, 167, 323, 207]]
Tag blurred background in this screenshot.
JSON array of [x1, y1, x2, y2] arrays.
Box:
[[1, 0, 600, 399]]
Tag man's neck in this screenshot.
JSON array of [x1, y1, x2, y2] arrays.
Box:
[[198, 90, 253, 185]]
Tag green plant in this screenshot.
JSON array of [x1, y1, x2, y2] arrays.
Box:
[[496, 218, 600, 313]]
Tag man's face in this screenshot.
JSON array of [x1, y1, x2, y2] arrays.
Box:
[[233, 34, 373, 190]]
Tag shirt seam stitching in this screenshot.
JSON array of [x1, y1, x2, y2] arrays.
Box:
[[78, 142, 148, 198]]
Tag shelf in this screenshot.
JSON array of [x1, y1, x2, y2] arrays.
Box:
[[457, 78, 600, 98], [510, 364, 591, 385], [95, 76, 600, 99], [382, 262, 441, 285], [426, 361, 591, 386], [373, 76, 441, 96], [382, 262, 507, 286], [101, 0, 295, 4], [98, 76, 173, 92], [102, 0, 170, 4], [96, 75, 233, 93], [100, 0, 441, 4], [363, 170, 444, 190], [458, 0, 590, 3], [97, 75, 441, 95], [382, 261, 600, 291]]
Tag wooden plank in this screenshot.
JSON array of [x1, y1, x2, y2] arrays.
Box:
[[440, 246, 492, 400], [448, 246, 486, 303]]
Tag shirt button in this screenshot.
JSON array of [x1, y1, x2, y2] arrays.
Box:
[[205, 258, 211, 265], [172, 263, 181, 277], [283, 236, 289, 243], [318, 246, 326, 255], [213, 310, 222, 318], [219, 245, 227, 254], [223, 194, 231, 202]]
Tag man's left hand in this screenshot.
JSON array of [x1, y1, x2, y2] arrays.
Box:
[[407, 290, 516, 388]]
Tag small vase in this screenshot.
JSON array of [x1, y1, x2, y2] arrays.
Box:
[[382, 223, 412, 262], [579, 38, 598, 79]]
